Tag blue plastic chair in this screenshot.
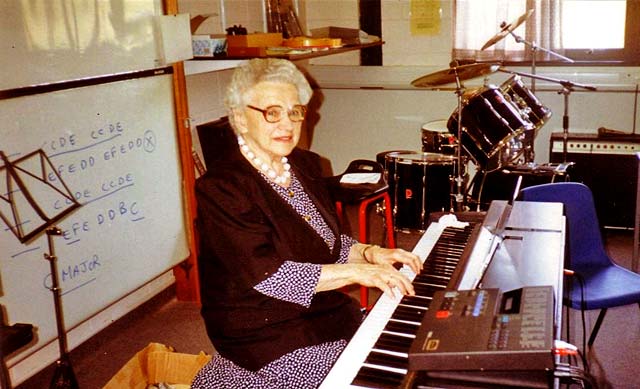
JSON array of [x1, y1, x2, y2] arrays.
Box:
[[519, 182, 640, 347]]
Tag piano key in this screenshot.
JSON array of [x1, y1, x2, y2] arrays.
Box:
[[364, 350, 408, 370], [373, 333, 414, 353], [390, 305, 427, 322], [351, 366, 406, 389], [413, 282, 444, 297], [384, 320, 420, 335], [399, 295, 432, 308]]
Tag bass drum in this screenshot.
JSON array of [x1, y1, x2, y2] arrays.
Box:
[[385, 151, 455, 232], [447, 85, 534, 169]]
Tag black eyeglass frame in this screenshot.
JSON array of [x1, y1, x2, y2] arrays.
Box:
[[246, 104, 307, 123]]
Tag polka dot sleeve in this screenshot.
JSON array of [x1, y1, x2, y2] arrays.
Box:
[[338, 234, 358, 264], [254, 260, 322, 307]]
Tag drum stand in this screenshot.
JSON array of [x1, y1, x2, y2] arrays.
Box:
[[452, 71, 468, 211]]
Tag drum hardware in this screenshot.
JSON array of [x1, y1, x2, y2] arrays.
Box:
[[481, 8, 574, 161], [469, 162, 573, 211], [498, 68, 596, 163], [411, 63, 500, 211], [481, 9, 574, 94]]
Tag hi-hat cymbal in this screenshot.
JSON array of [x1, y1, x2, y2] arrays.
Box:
[[481, 9, 534, 50], [411, 63, 501, 87]]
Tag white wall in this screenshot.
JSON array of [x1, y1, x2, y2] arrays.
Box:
[[181, 0, 640, 175], [304, 65, 640, 173]]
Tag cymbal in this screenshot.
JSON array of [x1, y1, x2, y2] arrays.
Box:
[[481, 9, 534, 50], [411, 63, 500, 87]]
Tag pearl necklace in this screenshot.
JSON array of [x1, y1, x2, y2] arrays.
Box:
[[237, 135, 291, 185]]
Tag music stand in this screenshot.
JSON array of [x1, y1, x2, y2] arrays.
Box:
[[0, 149, 81, 388]]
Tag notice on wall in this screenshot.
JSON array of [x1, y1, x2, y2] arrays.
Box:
[[411, 0, 442, 36]]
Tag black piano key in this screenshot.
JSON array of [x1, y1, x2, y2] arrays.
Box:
[[364, 350, 408, 370], [352, 366, 406, 389], [374, 333, 414, 353], [384, 319, 420, 335], [400, 295, 432, 308], [391, 305, 427, 322], [422, 261, 455, 271], [413, 282, 444, 297], [428, 250, 464, 261], [431, 242, 465, 251], [413, 274, 450, 286]]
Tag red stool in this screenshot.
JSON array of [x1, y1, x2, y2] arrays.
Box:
[[328, 160, 396, 310]]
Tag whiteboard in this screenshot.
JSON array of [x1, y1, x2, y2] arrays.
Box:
[[0, 0, 164, 90], [0, 73, 189, 355]]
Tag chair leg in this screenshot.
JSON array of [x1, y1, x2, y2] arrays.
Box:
[[588, 308, 607, 347], [356, 194, 396, 311], [382, 192, 396, 249], [335, 201, 344, 225], [358, 201, 371, 311]]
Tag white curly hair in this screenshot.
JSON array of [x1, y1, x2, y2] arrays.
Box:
[[224, 58, 313, 132]]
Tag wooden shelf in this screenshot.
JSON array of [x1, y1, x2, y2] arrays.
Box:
[[265, 41, 382, 60], [184, 41, 383, 75]]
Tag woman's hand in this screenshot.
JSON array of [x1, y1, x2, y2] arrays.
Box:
[[317, 262, 417, 299], [357, 244, 422, 275]]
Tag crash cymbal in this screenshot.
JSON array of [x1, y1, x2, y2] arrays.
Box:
[[411, 63, 501, 87], [481, 9, 534, 50]]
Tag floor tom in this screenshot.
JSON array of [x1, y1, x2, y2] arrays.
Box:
[[385, 151, 455, 231]]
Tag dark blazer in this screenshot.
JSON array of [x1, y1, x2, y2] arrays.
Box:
[[195, 137, 361, 371]]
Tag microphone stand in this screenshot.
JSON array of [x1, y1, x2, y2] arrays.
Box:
[[503, 28, 575, 94]]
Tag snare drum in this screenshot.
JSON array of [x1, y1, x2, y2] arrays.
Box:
[[500, 75, 552, 130], [421, 120, 457, 155], [447, 85, 534, 168], [385, 151, 455, 231]]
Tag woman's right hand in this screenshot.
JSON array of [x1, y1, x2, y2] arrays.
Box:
[[316, 263, 415, 299]]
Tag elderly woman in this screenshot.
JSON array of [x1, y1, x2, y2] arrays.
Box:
[[192, 58, 421, 388]]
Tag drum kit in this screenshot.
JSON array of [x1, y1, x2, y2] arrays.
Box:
[[381, 9, 596, 232]]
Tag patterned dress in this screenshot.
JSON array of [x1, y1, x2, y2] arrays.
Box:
[[192, 171, 359, 388]]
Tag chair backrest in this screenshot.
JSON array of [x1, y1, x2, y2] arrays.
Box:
[[344, 159, 384, 175], [196, 116, 237, 170], [519, 182, 609, 270]]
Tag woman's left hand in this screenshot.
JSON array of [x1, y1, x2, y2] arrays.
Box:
[[362, 245, 422, 275]]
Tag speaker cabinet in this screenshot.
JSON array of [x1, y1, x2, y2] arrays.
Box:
[[550, 132, 640, 229]]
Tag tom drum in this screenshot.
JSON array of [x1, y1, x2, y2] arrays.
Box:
[[447, 85, 534, 169], [421, 120, 457, 155], [500, 75, 552, 131]]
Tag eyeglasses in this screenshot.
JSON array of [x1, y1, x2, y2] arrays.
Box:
[[247, 104, 307, 123]]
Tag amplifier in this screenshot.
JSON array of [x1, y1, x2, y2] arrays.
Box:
[[549, 132, 640, 228]]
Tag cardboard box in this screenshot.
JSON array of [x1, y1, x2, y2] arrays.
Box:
[[103, 343, 211, 388], [192, 34, 227, 57], [226, 33, 283, 48]]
